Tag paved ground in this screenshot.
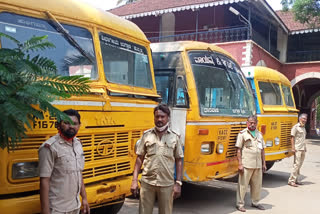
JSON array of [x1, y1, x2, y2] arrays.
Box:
[[118, 138, 320, 214]]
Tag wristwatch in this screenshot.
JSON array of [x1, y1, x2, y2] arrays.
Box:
[[175, 180, 182, 186]]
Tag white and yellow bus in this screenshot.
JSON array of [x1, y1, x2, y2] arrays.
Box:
[[243, 66, 298, 170], [151, 41, 255, 182], [0, 0, 159, 213]]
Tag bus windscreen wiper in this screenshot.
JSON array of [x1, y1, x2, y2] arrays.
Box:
[[208, 48, 236, 91], [45, 11, 94, 64]]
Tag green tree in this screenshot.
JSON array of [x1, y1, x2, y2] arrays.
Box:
[[0, 33, 91, 150], [281, 0, 320, 28]]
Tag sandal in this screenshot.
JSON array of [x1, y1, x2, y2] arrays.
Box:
[[236, 206, 246, 212], [252, 204, 265, 210], [288, 182, 298, 187]]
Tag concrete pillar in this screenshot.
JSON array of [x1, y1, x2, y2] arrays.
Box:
[[277, 26, 288, 63], [160, 13, 175, 42]]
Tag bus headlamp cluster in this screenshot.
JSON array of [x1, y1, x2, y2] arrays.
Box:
[[274, 137, 280, 146], [216, 144, 224, 154], [12, 162, 39, 179], [266, 140, 273, 147], [201, 143, 212, 154]]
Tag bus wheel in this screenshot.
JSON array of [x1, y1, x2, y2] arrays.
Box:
[[266, 162, 275, 171], [91, 200, 124, 214]]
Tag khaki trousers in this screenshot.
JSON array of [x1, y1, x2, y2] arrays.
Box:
[[236, 167, 262, 208], [139, 181, 174, 214], [288, 150, 306, 183], [50, 208, 80, 214]]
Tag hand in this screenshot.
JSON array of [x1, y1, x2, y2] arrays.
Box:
[[292, 148, 296, 153], [172, 183, 181, 199], [238, 164, 244, 173], [81, 198, 90, 214], [130, 180, 139, 198], [263, 164, 267, 173]]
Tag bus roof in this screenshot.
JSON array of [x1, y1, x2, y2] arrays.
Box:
[[151, 41, 238, 63], [242, 66, 291, 86], [0, 0, 148, 42]]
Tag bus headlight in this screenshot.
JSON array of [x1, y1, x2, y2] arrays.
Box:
[[216, 143, 224, 154], [12, 162, 39, 179], [201, 142, 213, 154], [266, 140, 273, 147], [274, 137, 280, 146]]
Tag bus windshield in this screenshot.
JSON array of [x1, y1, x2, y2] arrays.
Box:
[[282, 85, 294, 107], [99, 33, 152, 88], [258, 81, 283, 105], [0, 12, 98, 79], [188, 51, 255, 116]]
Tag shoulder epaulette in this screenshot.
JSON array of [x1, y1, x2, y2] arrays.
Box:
[[240, 128, 247, 133], [170, 129, 181, 137], [143, 128, 153, 134], [41, 135, 57, 149]]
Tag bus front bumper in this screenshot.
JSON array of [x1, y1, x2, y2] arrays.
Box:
[[265, 149, 293, 162], [0, 176, 132, 214], [183, 157, 238, 182]]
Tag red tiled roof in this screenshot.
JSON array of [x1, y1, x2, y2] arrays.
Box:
[[110, 0, 229, 16], [276, 10, 310, 31]]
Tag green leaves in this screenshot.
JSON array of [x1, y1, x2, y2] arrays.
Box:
[[0, 33, 91, 150], [281, 0, 320, 28], [292, 0, 320, 28]]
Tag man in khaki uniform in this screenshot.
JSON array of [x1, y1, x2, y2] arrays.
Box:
[[39, 109, 90, 214], [235, 115, 266, 212], [288, 113, 308, 187], [131, 104, 184, 214]]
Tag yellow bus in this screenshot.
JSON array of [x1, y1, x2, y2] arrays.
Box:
[[242, 66, 298, 170], [0, 0, 159, 213], [151, 41, 255, 182]]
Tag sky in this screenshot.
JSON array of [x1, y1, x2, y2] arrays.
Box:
[[80, 0, 283, 11]]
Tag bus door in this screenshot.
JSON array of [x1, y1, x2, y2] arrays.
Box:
[[154, 69, 189, 145]]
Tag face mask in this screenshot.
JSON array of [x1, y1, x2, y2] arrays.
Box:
[[248, 126, 256, 131], [155, 122, 169, 132]]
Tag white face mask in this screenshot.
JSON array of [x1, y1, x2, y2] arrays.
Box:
[[155, 122, 169, 132]]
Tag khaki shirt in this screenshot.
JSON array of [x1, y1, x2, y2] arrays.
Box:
[[136, 128, 184, 187], [38, 134, 85, 212], [235, 128, 266, 169], [291, 123, 307, 151]]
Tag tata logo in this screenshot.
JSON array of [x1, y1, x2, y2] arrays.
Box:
[[97, 139, 115, 156]]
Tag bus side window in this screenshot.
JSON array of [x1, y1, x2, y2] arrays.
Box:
[[175, 75, 188, 107]]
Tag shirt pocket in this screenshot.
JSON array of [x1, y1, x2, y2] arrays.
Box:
[[145, 141, 156, 156], [243, 136, 253, 148], [57, 153, 76, 173], [296, 129, 304, 138], [163, 141, 175, 158], [257, 139, 263, 150], [76, 152, 85, 170]]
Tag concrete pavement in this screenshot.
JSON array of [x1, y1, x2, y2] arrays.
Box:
[[118, 138, 320, 214]]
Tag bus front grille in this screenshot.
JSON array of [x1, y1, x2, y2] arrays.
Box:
[[280, 122, 292, 149], [226, 124, 247, 158], [13, 130, 143, 179]]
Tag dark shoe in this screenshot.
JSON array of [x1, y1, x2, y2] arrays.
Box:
[[236, 206, 246, 212], [252, 204, 265, 210], [288, 182, 298, 187]]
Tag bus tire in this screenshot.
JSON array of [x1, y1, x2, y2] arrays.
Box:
[[266, 161, 275, 171], [91, 200, 124, 214]]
